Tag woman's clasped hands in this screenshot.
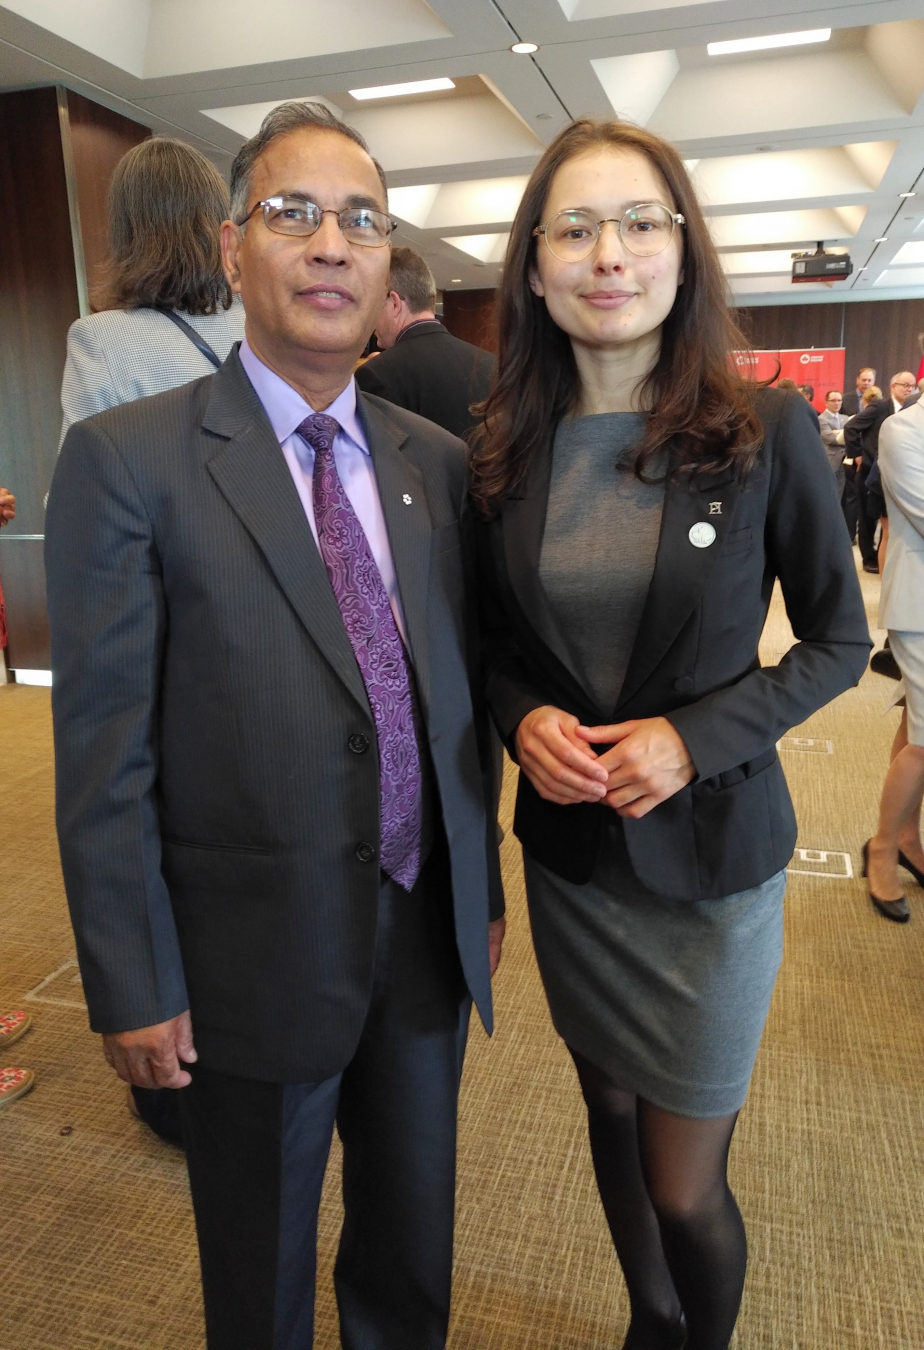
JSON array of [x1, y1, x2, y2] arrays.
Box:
[[515, 705, 695, 818]]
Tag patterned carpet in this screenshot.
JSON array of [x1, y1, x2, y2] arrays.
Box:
[[2, 553, 923, 1349]]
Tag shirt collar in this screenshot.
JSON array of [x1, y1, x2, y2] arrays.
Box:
[[239, 335, 368, 455]]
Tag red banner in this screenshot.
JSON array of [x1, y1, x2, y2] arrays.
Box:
[[731, 348, 846, 411]]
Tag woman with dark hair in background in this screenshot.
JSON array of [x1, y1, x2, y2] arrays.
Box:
[[58, 137, 244, 1144], [472, 119, 868, 1349], [59, 136, 244, 442]]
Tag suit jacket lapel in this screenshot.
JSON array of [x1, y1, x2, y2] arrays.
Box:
[[357, 394, 433, 712], [500, 436, 588, 695], [618, 459, 743, 710], [203, 354, 370, 714]]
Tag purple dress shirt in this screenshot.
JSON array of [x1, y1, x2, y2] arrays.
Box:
[[238, 336, 407, 640]]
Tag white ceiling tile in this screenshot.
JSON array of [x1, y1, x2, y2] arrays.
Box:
[[721, 250, 795, 276], [202, 95, 345, 138], [145, 0, 452, 79], [388, 183, 442, 226], [891, 241, 924, 266], [1, 0, 151, 77], [710, 207, 866, 249], [651, 50, 907, 142], [442, 232, 509, 262], [874, 266, 924, 287], [591, 49, 678, 125], [350, 93, 543, 171]]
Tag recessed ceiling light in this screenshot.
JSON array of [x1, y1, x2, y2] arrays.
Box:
[[536, 112, 553, 120], [899, 191, 917, 198], [707, 28, 831, 57], [510, 42, 539, 54], [349, 77, 455, 100], [450, 278, 462, 283], [857, 265, 868, 271], [874, 236, 888, 243]]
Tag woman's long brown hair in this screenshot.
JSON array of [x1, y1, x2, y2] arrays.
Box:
[[469, 119, 763, 516], [93, 137, 233, 315]]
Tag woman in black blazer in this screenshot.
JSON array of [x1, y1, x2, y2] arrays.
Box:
[[472, 120, 868, 1350]]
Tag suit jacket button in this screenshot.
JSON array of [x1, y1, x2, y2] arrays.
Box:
[[355, 842, 376, 863], [674, 675, 694, 692], [348, 733, 370, 754]]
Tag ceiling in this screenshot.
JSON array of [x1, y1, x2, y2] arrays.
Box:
[[2, 0, 924, 306]]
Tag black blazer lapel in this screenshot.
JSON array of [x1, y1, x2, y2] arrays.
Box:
[[618, 462, 743, 711], [500, 437, 589, 697], [357, 394, 433, 711], [202, 355, 370, 715]]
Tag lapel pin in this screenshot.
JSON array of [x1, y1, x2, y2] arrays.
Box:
[[708, 501, 722, 515], [402, 494, 413, 505], [689, 522, 717, 548]]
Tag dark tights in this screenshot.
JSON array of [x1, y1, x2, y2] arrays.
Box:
[[570, 1048, 746, 1350]]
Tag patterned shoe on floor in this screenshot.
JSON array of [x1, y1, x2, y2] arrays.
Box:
[[0, 1010, 32, 1052], [0, 1066, 35, 1110]]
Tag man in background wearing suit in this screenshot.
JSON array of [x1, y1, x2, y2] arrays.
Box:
[[46, 101, 504, 1350], [846, 371, 918, 572], [355, 246, 493, 440], [840, 369, 876, 544], [818, 388, 848, 502], [841, 366, 876, 416]]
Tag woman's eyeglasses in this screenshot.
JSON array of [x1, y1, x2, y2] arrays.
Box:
[[533, 204, 685, 261]]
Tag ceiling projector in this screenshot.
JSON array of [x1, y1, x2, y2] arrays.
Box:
[[791, 243, 853, 284]]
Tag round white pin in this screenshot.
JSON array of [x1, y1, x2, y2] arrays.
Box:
[[689, 522, 716, 548]]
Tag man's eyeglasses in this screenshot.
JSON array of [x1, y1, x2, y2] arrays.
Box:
[[236, 196, 398, 247], [533, 204, 685, 261]]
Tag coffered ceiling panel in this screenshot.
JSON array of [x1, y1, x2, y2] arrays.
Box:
[[2, 0, 924, 303]]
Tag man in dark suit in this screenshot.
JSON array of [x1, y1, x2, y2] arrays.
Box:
[[355, 246, 493, 440], [845, 371, 918, 571], [46, 101, 503, 1350], [841, 365, 876, 416], [839, 369, 876, 542]]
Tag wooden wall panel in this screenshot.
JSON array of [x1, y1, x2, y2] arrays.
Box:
[[66, 90, 150, 304], [735, 299, 924, 394], [0, 87, 79, 670], [442, 287, 498, 352]]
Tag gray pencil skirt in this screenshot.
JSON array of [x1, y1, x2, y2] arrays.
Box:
[[522, 819, 786, 1118]]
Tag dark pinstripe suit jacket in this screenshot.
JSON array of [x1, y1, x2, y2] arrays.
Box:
[[46, 349, 501, 1083]]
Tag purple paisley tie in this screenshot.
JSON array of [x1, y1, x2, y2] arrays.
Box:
[[298, 413, 423, 890]]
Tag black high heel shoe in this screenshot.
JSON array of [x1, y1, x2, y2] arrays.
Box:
[[861, 840, 911, 923], [898, 850, 924, 888]]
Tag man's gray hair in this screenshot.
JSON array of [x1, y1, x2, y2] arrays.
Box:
[[388, 246, 437, 315], [229, 101, 387, 224]]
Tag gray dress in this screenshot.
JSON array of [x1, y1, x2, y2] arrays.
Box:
[[524, 412, 785, 1118]]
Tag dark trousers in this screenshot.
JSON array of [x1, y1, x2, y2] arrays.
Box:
[[180, 849, 471, 1350], [856, 463, 878, 565], [841, 462, 859, 543]]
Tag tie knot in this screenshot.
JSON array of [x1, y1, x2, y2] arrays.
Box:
[[296, 413, 340, 458]]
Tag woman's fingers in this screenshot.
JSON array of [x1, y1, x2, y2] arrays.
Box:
[[575, 721, 636, 744], [516, 706, 608, 804]]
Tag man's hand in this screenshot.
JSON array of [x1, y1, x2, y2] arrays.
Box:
[[102, 1010, 197, 1089], [0, 488, 15, 527], [488, 916, 506, 978], [515, 706, 609, 805], [575, 717, 695, 819]]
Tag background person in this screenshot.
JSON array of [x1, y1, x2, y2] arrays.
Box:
[[57, 136, 245, 1146], [863, 398, 924, 921], [842, 367, 876, 417], [818, 389, 848, 500], [472, 117, 868, 1350], [60, 137, 245, 443], [845, 373, 918, 573], [355, 245, 493, 439], [46, 100, 503, 1350]]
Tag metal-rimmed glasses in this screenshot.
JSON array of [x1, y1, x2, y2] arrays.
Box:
[[534, 204, 685, 261], [236, 195, 398, 247]]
